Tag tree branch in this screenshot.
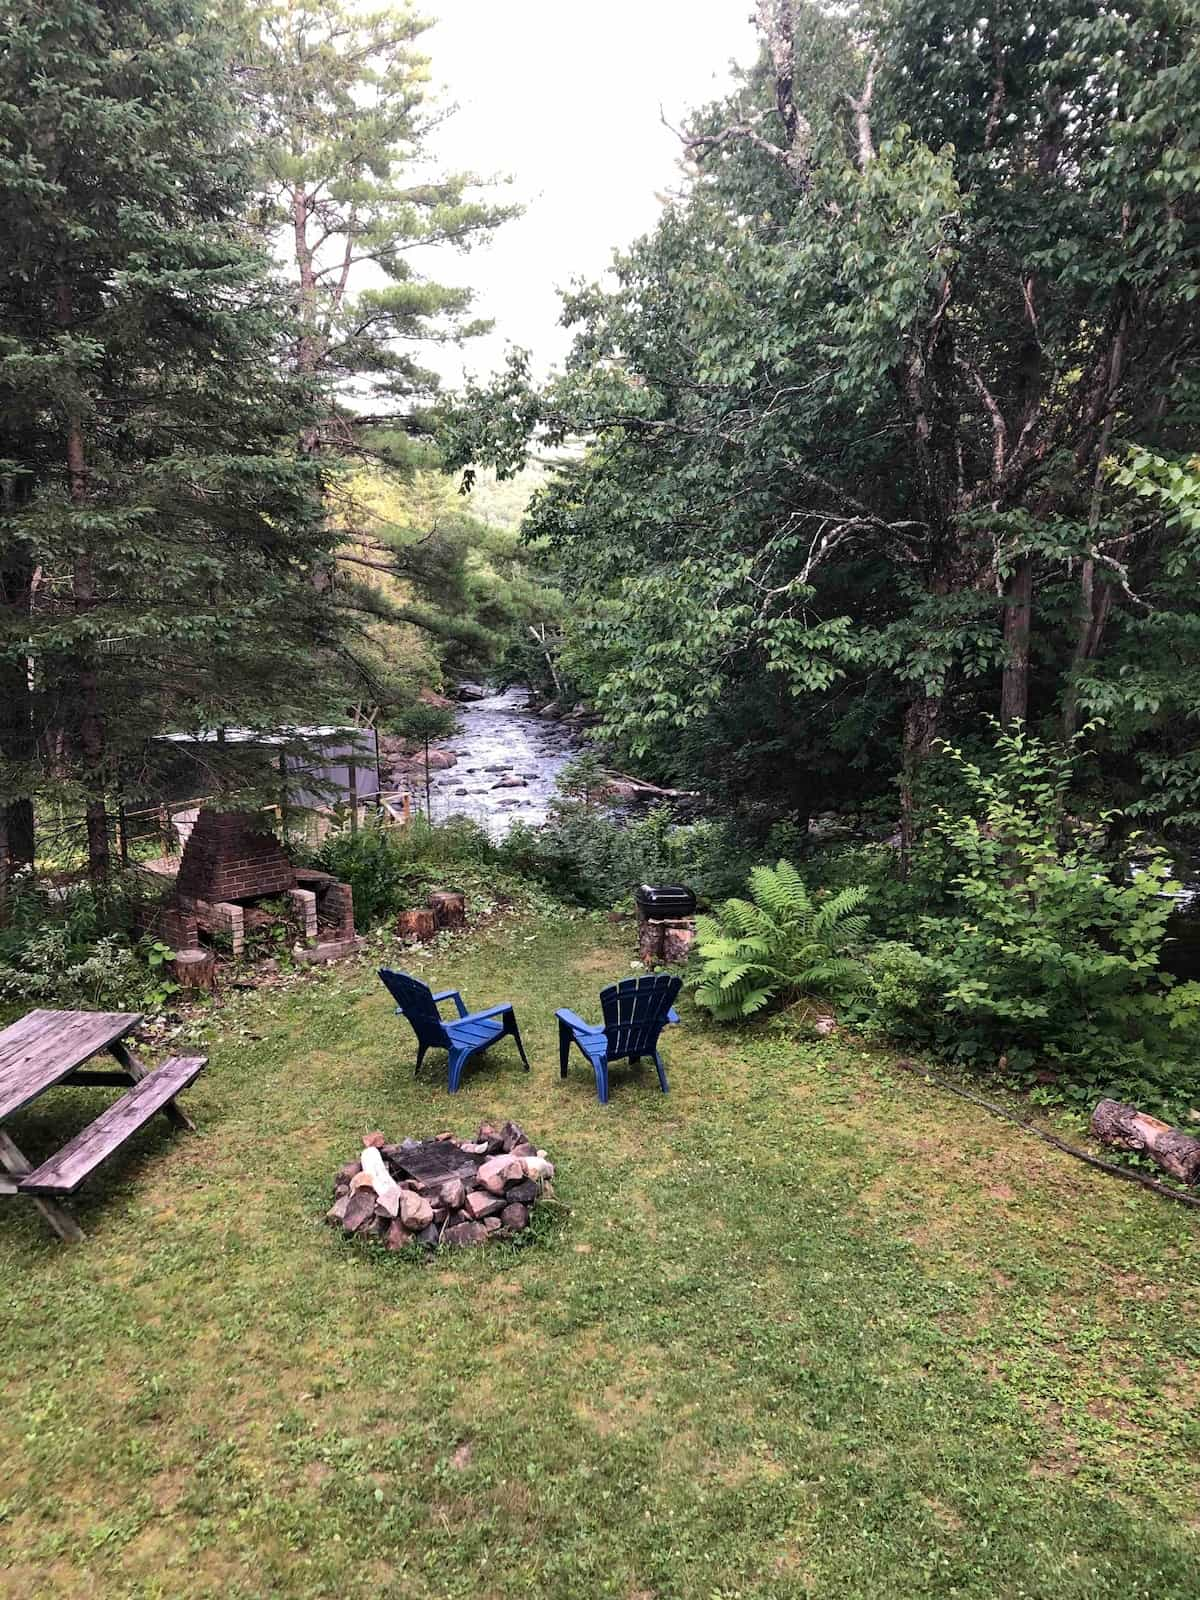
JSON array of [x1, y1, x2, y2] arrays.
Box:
[[846, 54, 879, 170]]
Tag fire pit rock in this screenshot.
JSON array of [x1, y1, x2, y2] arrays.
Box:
[[326, 1121, 553, 1250]]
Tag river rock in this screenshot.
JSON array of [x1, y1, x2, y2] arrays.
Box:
[[443, 1220, 489, 1246], [492, 775, 527, 788], [341, 1189, 378, 1233], [478, 1155, 522, 1194], [500, 1202, 529, 1232], [399, 1190, 434, 1230]]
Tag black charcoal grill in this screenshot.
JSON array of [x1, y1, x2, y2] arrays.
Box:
[[635, 883, 697, 919]]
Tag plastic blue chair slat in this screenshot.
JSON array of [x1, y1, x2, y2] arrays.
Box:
[[556, 973, 681, 1103], [379, 968, 529, 1093]]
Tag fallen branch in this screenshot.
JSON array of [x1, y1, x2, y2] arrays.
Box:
[[604, 770, 698, 799], [892, 1059, 1200, 1213]]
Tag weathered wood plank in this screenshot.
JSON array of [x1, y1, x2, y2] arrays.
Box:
[[62, 1070, 141, 1089], [0, 1009, 141, 1120], [17, 1055, 206, 1196], [0, 1128, 86, 1241], [109, 1039, 194, 1130]]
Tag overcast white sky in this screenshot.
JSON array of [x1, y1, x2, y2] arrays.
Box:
[[413, 0, 758, 385]]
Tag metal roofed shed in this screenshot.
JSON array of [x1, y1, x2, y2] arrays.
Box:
[[155, 725, 382, 830]]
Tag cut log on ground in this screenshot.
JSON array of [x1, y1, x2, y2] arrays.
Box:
[[428, 890, 466, 931], [169, 949, 217, 994], [1090, 1099, 1200, 1185], [396, 907, 437, 941]]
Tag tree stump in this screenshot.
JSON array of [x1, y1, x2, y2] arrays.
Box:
[[662, 921, 696, 965], [428, 889, 466, 931], [638, 919, 665, 966], [1091, 1099, 1200, 1185], [639, 917, 696, 968], [170, 949, 217, 994], [396, 907, 437, 941]]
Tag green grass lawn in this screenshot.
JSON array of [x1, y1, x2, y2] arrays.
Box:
[[2, 911, 1199, 1599]]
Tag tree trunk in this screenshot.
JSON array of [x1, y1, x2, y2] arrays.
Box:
[[58, 280, 109, 887], [1, 513, 38, 892], [396, 907, 437, 941], [1062, 556, 1112, 740], [1000, 556, 1033, 727], [1091, 1099, 1200, 1186], [899, 693, 941, 878]]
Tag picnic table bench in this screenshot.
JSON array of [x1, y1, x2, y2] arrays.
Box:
[[0, 1008, 205, 1242]]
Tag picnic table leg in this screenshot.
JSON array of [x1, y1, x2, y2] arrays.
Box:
[[0, 1129, 85, 1242], [108, 1040, 196, 1131]]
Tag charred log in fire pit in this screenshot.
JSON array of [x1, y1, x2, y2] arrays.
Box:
[[325, 1120, 554, 1249]]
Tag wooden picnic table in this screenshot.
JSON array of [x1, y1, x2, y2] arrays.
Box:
[[0, 1008, 205, 1242]]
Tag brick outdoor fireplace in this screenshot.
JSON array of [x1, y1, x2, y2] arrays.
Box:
[[147, 808, 358, 963], [176, 809, 295, 903]]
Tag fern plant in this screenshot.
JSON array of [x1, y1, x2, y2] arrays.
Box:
[[690, 860, 871, 1021]]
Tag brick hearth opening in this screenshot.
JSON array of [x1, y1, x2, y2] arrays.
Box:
[[175, 809, 295, 903]]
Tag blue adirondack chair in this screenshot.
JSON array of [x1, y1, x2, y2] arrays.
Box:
[[378, 969, 530, 1093], [556, 973, 682, 1104]]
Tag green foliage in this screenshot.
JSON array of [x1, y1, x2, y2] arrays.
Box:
[[0, 0, 360, 854], [830, 725, 1200, 1115], [914, 730, 1175, 1065], [554, 752, 608, 806], [305, 814, 497, 927], [497, 804, 747, 910], [249, 0, 516, 424], [388, 703, 459, 746], [0, 878, 168, 1012], [691, 860, 870, 1021], [448, 0, 1200, 832]]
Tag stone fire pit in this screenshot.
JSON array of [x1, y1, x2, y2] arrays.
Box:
[[326, 1120, 554, 1249]]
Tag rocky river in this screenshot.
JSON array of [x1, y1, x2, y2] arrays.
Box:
[[385, 686, 584, 837]]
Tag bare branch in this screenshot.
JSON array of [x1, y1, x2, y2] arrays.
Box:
[[958, 359, 1008, 483], [677, 1, 810, 188], [983, 40, 1006, 151], [846, 54, 880, 170]]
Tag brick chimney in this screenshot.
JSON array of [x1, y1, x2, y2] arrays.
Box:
[[175, 809, 294, 903]]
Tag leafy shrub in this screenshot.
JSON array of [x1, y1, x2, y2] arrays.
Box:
[[305, 815, 497, 926], [306, 821, 415, 926], [844, 727, 1189, 1089], [0, 876, 164, 1011], [690, 859, 870, 1020], [497, 803, 749, 909], [854, 940, 938, 1039]]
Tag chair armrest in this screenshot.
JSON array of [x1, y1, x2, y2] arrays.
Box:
[[667, 1007, 681, 1024], [555, 1007, 596, 1034], [433, 988, 468, 1017], [462, 1001, 514, 1024]]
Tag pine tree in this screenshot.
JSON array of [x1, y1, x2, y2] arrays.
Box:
[[249, 0, 516, 454], [0, 0, 353, 893]]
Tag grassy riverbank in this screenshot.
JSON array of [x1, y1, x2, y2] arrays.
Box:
[[2, 914, 1198, 1599]]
